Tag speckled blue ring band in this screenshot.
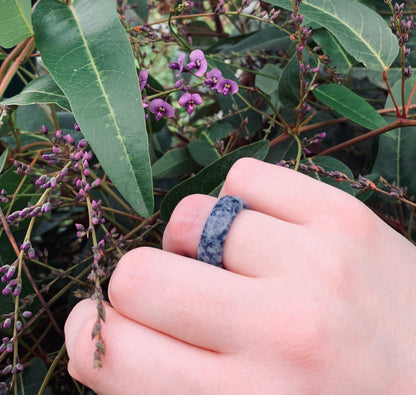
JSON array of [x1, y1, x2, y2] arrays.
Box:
[[197, 195, 249, 268]]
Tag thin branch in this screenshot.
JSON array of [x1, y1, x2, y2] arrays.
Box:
[[316, 118, 416, 157]]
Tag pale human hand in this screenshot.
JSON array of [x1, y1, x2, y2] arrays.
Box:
[[65, 158, 416, 394]]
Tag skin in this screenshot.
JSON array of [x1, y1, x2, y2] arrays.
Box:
[[65, 158, 416, 394]]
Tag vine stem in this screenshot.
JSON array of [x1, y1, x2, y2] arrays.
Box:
[[405, 78, 416, 114], [0, 39, 28, 83], [383, 70, 401, 117], [269, 103, 416, 148], [290, 132, 303, 171], [0, 37, 35, 100], [38, 342, 67, 394], [316, 118, 416, 156]]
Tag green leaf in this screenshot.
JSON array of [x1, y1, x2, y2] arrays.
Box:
[[313, 84, 387, 130], [256, 64, 281, 96], [351, 67, 402, 90], [152, 147, 201, 180], [33, 0, 153, 217], [303, 156, 356, 195], [269, 0, 398, 70], [1, 75, 71, 111], [277, 54, 300, 108], [206, 121, 234, 141], [0, 232, 15, 269], [278, 49, 317, 109], [0, 148, 7, 173], [127, 0, 148, 23], [160, 141, 270, 222], [15, 104, 53, 132], [17, 357, 53, 395], [188, 139, 220, 166], [0, 0, 33, 48], [372, 75, 416, 196], [223, 26, 290, 55], [312, 29, 357, 74]]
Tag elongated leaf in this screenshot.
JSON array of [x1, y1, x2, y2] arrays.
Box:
[[1, 75, 71, 111], [152, 147, 201, 180], [313, 84, 387, 130], [17, 357, 53, 395], [269, 0, 398, 70], [278, 50, 316, 108], [207, 121, 234, 141], [351, 68, 402, 90], [372, 75, 416, 195], [0, 148, 7, 173], [0, 0, 33, 48], [33, 0, 153, 217], [312, 29, 357, 74], [188, 139, 220, 166], [256, 64, 281, 95], [278, 54, 300, 107], [223, 26, 290, 55], [161, 141, 270, 222]]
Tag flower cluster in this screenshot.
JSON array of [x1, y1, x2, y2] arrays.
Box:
[[302, 132, 327, 156], [389, 2, 415, 79], [143, 49, 239, 121]]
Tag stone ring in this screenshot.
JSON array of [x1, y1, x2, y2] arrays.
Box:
[[197, 195, 249, 268]]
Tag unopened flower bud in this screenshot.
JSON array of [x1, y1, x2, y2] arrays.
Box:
[[20, 240, 32, 251], [22, 311, 32, 319], [2, 318, 11, 329], [28, 247, 36, 259]]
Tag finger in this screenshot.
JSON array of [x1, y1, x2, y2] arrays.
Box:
[[65, 299, 227, 395], [108, 247, 260, 353], [163, 194, 310, 277], [219, 158, 354, 224], [163, 194, 217, 258]]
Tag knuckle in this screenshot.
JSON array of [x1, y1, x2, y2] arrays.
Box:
[[224, 158, 257, 192], [163, 194, 215, 254], [165, 194, 203, 240], [109, 247, 155, 301]]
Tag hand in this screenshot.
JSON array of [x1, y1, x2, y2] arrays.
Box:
[[65, 158, 416, 394]]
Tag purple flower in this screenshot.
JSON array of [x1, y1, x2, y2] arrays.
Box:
[[139, 70, 148, 91], [148, 99, 175, 121], [216, 79, 239, 95], [178, 92, 203, 115], [204, 68, 223, 89], [185, 49, 207, 77], [169, 53, 186, 77]]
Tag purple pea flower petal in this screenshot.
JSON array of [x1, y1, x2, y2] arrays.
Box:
[[216, 79, 239, 96], [185, 49, 207, 77], [139, 70, 148, 91], [148, 99, 175, 121], [178, 92, 203, 115], [204, 68, 223, 89], [169, 53, 186, 77]]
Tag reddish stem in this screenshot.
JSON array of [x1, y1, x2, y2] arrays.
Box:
[[316, 119, 416, 156]]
